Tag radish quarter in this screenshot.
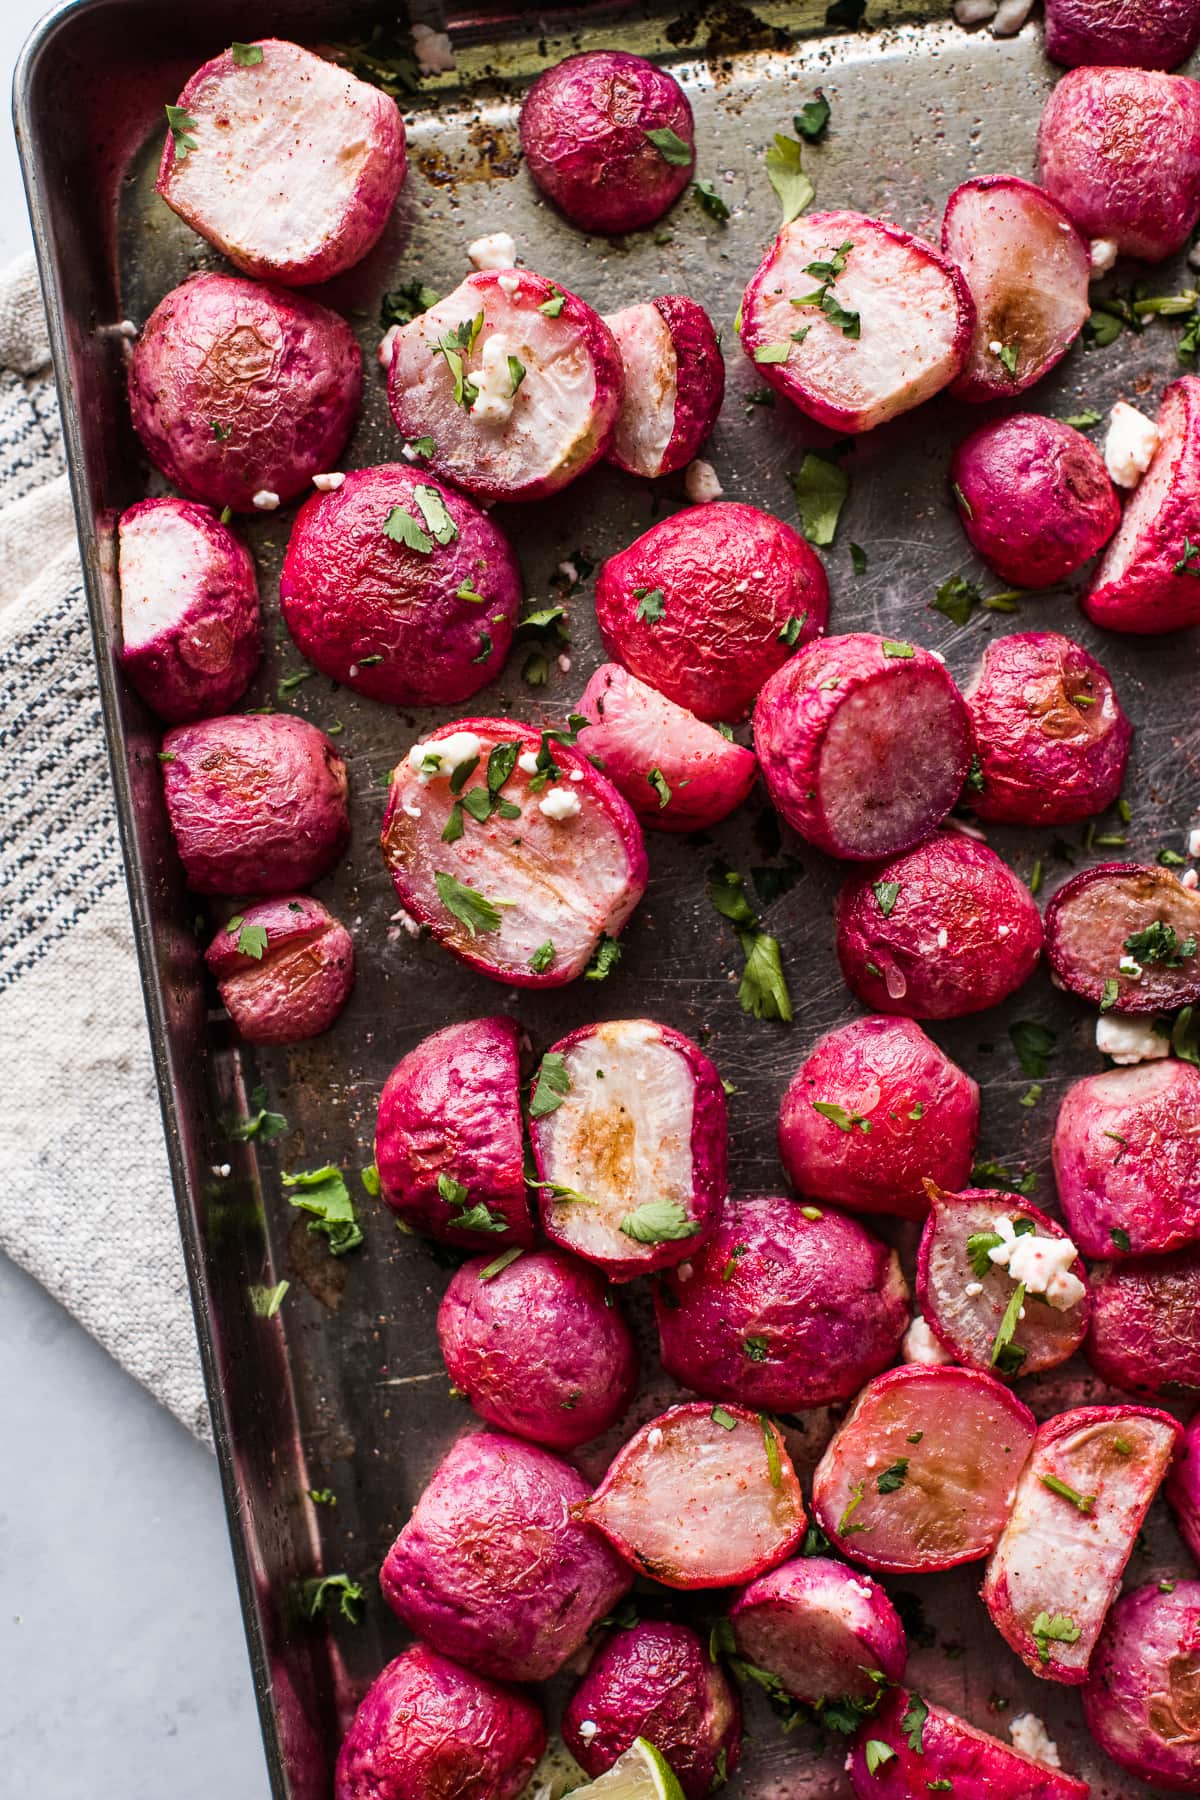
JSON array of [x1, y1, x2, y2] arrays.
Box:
[[1052, 1061, 1200, 1258], [205, 895, 354, 1044], [848, 1688, 1089, 1799]]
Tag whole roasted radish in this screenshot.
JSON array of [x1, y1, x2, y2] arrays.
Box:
[[1045, 0, 1200, 70], [604, 296, 724, 479], [1086, 1247, 1200, 1398], [1083, 1582, 1200, 1792], [1168, 1414, 1200, 1564], [1084, 376, 1200, 633], [753, 633, 973, 860], [951, 414, 1119, 589], [1052, 1061, 1200, 1257], [848, 1688, 1088, 1799], [730, 1556, 907, 1705], [1044, 862, 1200, 1013], [205, 896, 354, 1043], [740, 210, 973, 430]]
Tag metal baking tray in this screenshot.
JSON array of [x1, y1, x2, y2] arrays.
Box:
[[15, 1, 1200, 1793]]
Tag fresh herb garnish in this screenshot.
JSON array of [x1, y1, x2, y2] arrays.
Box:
[[761, 1413, 783, 1487], [744, 1334, 770, 1362], [1124, 921, 1197, 966], [812, 1099, 871, 1134], [795, 92, 831, 140], [864, 1740, 895, 1774], [236, 922, 268, 960], [538, 286, 566, 318], [283, 1166, 363, 1255], [434, 870, 502, 936], [644, 126, 692, 165], [249, 1281, 289, 1317], [707, 863, 793, 1023], [990, 1280, 1027, 1376], [383, 505, 433, 554], [902, 1693, 928, 1752], [303, 1574, 365, 1625], [529, 940, 556, 974], [229, 1085, 288, 1143], [380, 281, 440, 329], [412, 484, 458, 545], [693, 179, 731, 221], [230, 41, 264, 65], [480, 1247, 524, 1281], [634, 585, 666, 623], [933, 573, 980, 625], [648, 767, 672, 809], [1032, 1611, 1081, 1666], [765, 133, 815, 225], [1110, 1225, 1132, 1251], [877, 1458, 909, 1494], [164, 103, 199, 159], [620, 1200, 700, 1243], [872, 879, 900, 918], [1039, 1472, 1096, 1513], [789, 451, 849, 545], [1010, 1019, 1056, 1077], [530, 1052, 571, 1119], [585, 935, 622, 981]]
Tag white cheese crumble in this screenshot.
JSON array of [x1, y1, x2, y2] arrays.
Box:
[[517, 751, 540, 775], [312, 471, 345, 491], [498, 272, 521, 297], [1010, 1713, 1061, 1769], [685, 459, 724, 504], [377, 324, 401, 369], [1089, 237, 1118, 277], [903, 1315, 951, 1365], [578, 1721, 598, 1743], [252, 490, 280, 510], [987, 338, 1004, 355], [1104, 401, 1160, 489], [539, 787, 582, 822], [647, 1427, 664, 1450], [988, 1216, 1085, 1311], [1187, 869, 1200, 892], [1096, 1013, 1171, 1065], [467, 231, 517, 270], [407, 732, 483, 783], [471, 333, 519, 427], [965, 1280, 984, 1297], [412, 22, 455, 74], [1189, 827, 1200, 858]]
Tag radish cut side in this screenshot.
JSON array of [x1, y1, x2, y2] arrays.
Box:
[[605, 303, 677, 477], [581, 1402, 805, 1588], [730, 1556, 907, 1704], [1044, 862, 1200, 1013], [849, 1688, 1090, 1799]]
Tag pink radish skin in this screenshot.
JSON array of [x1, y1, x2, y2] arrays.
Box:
[[161, 713, 349, 895], [334, 1644, 546, 1800], [812, 1364, 1037, 1573], [739, 210, 973, 432], [1167, 1415, 1200, 1564], [1084, 376, 1200, 633], [156, 39, 405, 287], [595, 502, 829, 723], [579, 1402, 806, 1589], [1052, 1062, 1200, 1259], [653, 1195, 910, 1411], [951, 413, 1119, 590], [753, 633, 973, 861], [436, 1249, 637, 1449], [1083, 1582, 1200, 1792], [730, 1556, 907, 1704], [778, 1016, 980, 1221], [943, 176, 1090, 402], [381, 1431, 632, 1682], [562, 1622, 742, 1800], [1044, 861, 1200, 1013], [574, 662, 757, 833], [604, 295, 725, 479], [528, 1018, 727, 1280], [917, 1185, 1091, 1378], [387, 270, 624, 504], [380, 718, 648, 988], [983, 1404, 1183, 1683], [834, 832, 1044, 1020], [205, 895, 354, 1044], [374, 1017, 533, 1249], [128, 272, 362, 513], [1046, 0, 1200, 71], [279, 465, 521, 703], [849, 1688, 1089, 1800], [519, 52, 695, 235], [1038, 67, 1200, 262], [1086, 1247, 1200, 1398], [118, 498, 260, 722], [963, 631, 1132, 827]]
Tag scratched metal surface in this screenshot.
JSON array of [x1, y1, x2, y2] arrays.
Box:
[[18, 0, 1200, 1793]]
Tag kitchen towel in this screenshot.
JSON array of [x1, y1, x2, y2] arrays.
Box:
[[0, 251, 210, 1441]]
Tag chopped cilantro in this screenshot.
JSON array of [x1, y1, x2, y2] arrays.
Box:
[[434, 870, 502, 935], [872, 879, 900, 918], [530, 1052, 571, 1119], [693, 179, 731, 221], [230, 41, 264, 66], [1010, 1019, 1056, 1077], [789, 451, 849, 545], [529, 940, 556, 974], [765, 133, 814, 226], [383, 505, 433, 554], [644, 125, 692, 165], [164, 103, 199, 159], [877, 1458, 909, 1494], [1039, 1473, 1096, 1513], [283, 1166, 362, 1255], [585, 935, 622, 981], [795, 92, 831, 140], [621, 1200, 700, 1243]]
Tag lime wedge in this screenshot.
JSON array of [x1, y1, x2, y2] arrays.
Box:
[[567, 1739, 687, 1800]]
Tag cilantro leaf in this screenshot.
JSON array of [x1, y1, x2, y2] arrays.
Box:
[[1032, 1611, 1081, 1665], [707, 864, 793, 1023], [529, 940, 556, 974], [480, 1246, 524, 1281], [230, 41, 264, 66], [236, 922, 268, 960], [434, 871, 502, 936], [283, 1166, 363, 1255], [635, 585, 666, 622], [877, 1458, 909, 1494], [933, 573, 980, 626], [765, 132, 815, 226], [412, 484, 458, 545], [1124, 920, 1197, 966], [383, 505, 433, 554], [966, 1229, 1004, 1279], [990, 1279, 1027, 1375], [164, 103, 199, 159], [303, 1573, 364, 1625], [812, 1099, 870, 1133], [693, 179, 731, 221], [229, 1085, 288, 1142], [795, 92, 831, 140], [901, 1692, 928, 1752], [647, 767, 672, 809], [249, 1280, 289, 1317], [620, 1200, 700, 1243], [753, 342, 792, 364], [644, 126, 693, 166], [380, 281, 440, 329], [789, 452, 849, 546], [530, 1051, 571, 1119], [864, 1740, 895, 1774], [744, 1334, 770, 1362], [585, 935, 622, 981], [1010, 1019, 1057, 1077], [872, 880, 900, 917]]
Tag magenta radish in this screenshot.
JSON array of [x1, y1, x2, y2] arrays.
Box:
[[594, 501, 829, 723], [379, 719, 647, 988], [1084, 376, 1200, 633], [834, 832, 1044, 1020], [374, 1017, 533, 1248], [386, 269, 623, 504], [519, 52, 695, 235], [1086, 1247, 1200, 1398], [983, 1405, 1183, 1683], [160, 714, 349, 895], [753, 632, 973, 861], [951, 413, 1119, 589], [1045, 0, 1200, 70], [739, 210, 973, 431], [778, 1016, 979, 1221], [653, 1194, 909, 1410], [1082, 1581, 1200, 1791], [279, 465, 521, 703], [730, 1556, 907, 1705], [1044, 862, 1200, 1013], [157, 39, 405, 287], [963, 631, 1132, 827], [917, 1185, 1091, 1378], [436, 1248, 637, 1449], [117, 498, 259, 722], [205, 896, 353, 1044], [1168, 1415, 1200, 1564], [1052, 1062, 1200, 1259], [527, 1018, 726, 1279], [381, 1431, 631, 1682], [848, 1688, 1089, 1800], [574, 663, 756, 833], [127, 272, 361, 513], [334, 1644, 546, 1800], [1038, 66, 1200, 262], [942, 176, 1089, 401], [604, 295, 724, 479], [562, 1622, 742, 1800], [579, 1402, 805, 1589], [811, 1364, 1037, 1572]]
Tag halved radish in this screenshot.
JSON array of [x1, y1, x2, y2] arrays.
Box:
[[527, 1018, 726, 1279], [1082, 1581, 1200, 1793], [1168, 1414, 1200, 1565], [156, 39, 406, 286], [205, 895, 354, 1044], [574, 663, 757, 833], [603, 296, 724, 479], [1052, 1062, 1200, 1259], [386, 270, 624, 503], [753, 632, 972, 861], [917, 1184, 1090, 1379], [1084, 377, 1200, 634], [1044, 862, 1200, 1014], [983, 1405, 1182, 1683], [811, 1364, 1037, 1573], [739, 210, 973, 432], [380, 718, 648, 987], [730, 1556, 907, 1705], [848, 1688, 1089, 1800], [578, 1402, 805, 1588], [1085, 1247, 1200, 1398], [942, 176, 1089, 402]]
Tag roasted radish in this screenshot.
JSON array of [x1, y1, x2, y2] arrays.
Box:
[[730, 1556, 907, 1705], [1052, 1062, 1200, 1258], [951, 413, 1119, 589], [527, 1018, 726, 1279], [1082, 1581, 1200, 1791], [604, 296, 724, 479], [1167, 1414, 1200, 1564], [982, 1405, 1183, 1682], [848, 1688, 1088, 1800], [205, 895, 354, 1044], [812, 1364, 1037, 1572], [1044, 862, 1200, 1013], [579, 1402, 805, 1588], [1086, 1247, 1200, 1398], [1045, 0, 1200, 71], [380, 719, 647, 987], [753, 633, 973, 860]]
